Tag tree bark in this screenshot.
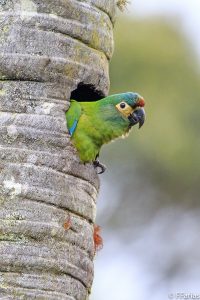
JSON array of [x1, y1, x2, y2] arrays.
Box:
[[0, 1, 115, 299]]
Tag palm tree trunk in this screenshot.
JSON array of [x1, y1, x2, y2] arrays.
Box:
[[0, 1, 115, 299]]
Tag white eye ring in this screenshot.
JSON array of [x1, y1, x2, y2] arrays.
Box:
[[120, 102, 126, 109]]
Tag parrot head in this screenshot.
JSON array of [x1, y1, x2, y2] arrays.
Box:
[[113, 92, 145, 129]]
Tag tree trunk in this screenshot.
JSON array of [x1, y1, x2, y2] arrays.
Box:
[[0, 1, 115, 299]]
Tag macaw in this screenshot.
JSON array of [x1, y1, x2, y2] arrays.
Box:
[[66, 92, 145, 173]]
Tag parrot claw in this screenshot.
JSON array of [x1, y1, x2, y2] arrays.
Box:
[[93, 160, 106, 174]]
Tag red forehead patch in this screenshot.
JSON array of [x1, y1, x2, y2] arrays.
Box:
[[137, 97, 145, 107]]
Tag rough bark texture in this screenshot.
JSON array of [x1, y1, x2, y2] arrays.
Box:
[[0, 0, 115, 299]]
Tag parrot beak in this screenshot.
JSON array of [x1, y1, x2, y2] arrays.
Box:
[[128, 108, 145, 129]]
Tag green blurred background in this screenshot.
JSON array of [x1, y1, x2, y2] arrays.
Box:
[[92, 7, 200, 300]]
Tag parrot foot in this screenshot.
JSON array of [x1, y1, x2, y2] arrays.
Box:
[[93, 160, 106, 174]]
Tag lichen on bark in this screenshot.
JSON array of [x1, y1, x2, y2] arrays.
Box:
[[0, 0, 116, 299]]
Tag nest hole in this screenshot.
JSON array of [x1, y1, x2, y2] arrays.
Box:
[[70, 83, 105, 102]]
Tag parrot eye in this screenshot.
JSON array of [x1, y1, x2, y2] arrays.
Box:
[[120, 102, 126, 109]]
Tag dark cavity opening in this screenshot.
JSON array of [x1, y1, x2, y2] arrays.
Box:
[[71, 83, 105, 102]]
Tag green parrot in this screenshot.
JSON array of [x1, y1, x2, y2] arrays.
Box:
[[66, 92, 145, 173]]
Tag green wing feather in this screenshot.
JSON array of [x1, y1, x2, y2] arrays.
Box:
[[66, 100, 82, 136]]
